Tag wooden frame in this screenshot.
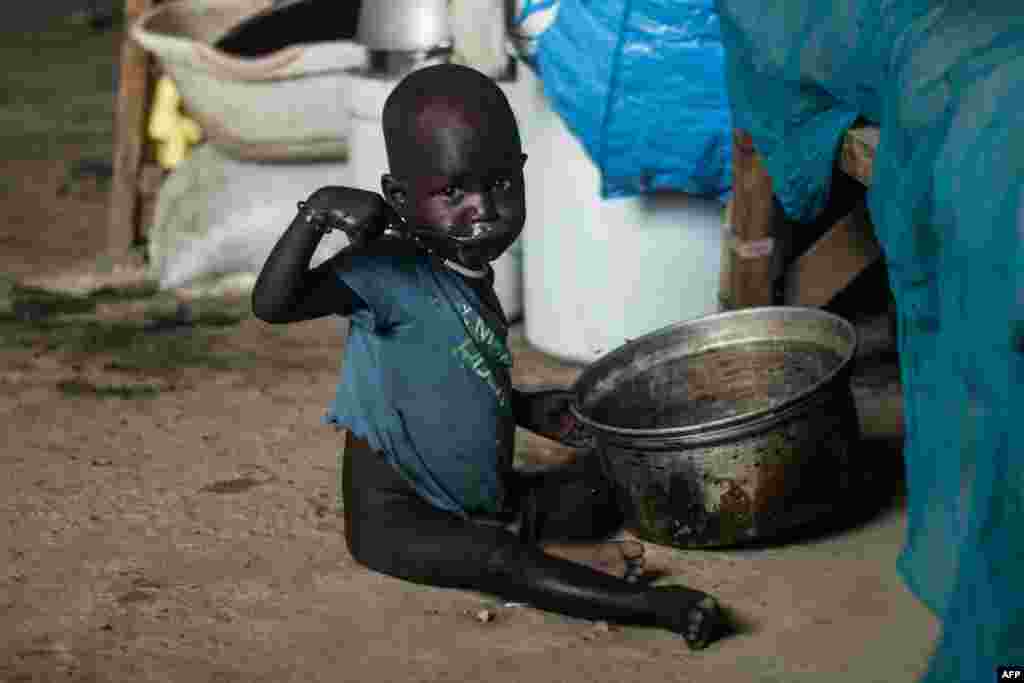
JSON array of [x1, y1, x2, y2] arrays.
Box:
[[108, 0, 163, 254], [723, 124, 881, 310]]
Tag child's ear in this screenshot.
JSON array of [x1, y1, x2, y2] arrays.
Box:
[[381, 174, 408, 211]]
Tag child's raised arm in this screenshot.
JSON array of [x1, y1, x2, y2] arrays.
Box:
[[251, 186, 393, 324]]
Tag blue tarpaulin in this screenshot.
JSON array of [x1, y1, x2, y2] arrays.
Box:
[[715, 1, 1024, 680], [533, 0, 733, 200]]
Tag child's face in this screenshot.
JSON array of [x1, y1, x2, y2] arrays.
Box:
[[383, 101, 526, 268]]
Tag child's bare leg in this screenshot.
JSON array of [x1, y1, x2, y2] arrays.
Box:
[[487, 542, 721, 649], [343, 438, 724, 649]]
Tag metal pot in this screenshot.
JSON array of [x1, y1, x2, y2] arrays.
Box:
[[569, 306, 860, 549], [356, 0, 451, 52]]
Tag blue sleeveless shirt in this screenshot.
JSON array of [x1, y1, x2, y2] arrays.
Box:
[[322, 242, 516, 517]]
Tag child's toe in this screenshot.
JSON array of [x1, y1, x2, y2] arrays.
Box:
[[683, 596, 722, 650], [624, 557, 645, 583], [652, 587, 724, 650]]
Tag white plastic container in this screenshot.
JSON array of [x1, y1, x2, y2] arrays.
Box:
[[341, 67, 527, 320], [518, 63, 724, 364], [132, 0, 366, 161]]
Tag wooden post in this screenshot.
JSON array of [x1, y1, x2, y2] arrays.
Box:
[[728, 129, 775, 308], [108, 0, 155, 254], [783, 202, 882, 306], [718, 199, 734, 310]]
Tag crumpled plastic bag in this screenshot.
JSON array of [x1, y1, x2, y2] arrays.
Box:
[[147, 144, 351, 291]]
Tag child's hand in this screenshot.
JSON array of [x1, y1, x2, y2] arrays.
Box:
[[518, 387, 593, 449], [305, 186, 401, 245]]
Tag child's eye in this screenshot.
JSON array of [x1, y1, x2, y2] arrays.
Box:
[[436, 185, 464, 202]]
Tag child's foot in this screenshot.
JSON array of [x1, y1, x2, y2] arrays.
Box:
[[540, 540, 645, 582], [651, 586, 724, 650]]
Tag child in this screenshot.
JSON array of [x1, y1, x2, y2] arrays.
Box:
[[252, 63, 724, 649]]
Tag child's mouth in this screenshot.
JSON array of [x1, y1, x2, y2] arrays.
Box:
[[400, 221, 517, 264], [408, 222, 511, 248], [448, 222, 501, 242]]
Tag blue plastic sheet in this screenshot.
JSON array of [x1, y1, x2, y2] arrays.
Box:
[[715, 1, 1024, 680], [533, 0, 732, 200]]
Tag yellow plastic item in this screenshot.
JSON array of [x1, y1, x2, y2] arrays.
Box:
[[148, 76, 203, 169]]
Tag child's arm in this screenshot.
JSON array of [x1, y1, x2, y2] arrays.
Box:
[[512, 387, 592, 448], [251, 187, 393, 324]]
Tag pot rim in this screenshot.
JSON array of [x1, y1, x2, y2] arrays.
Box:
[[569, 306, 858, 440]]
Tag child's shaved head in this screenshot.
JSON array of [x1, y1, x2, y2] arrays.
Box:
[[382, 63, 521, 179], [379, 63, 527, 270]]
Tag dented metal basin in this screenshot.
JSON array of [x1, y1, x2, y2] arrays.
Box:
[[570, 306, 860, 548]]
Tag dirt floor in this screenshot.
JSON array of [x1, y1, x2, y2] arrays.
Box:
[[1, 14, 940, 683]]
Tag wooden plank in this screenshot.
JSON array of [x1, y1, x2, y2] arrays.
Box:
[[138, 163, 165, 198], [108, 0, 155, 253], [718, 199, 734, 310], [138, 195, 159, 242], [728, 129, 775, 308], [840, 125, 879, 187], [783, 202, 882, 307]]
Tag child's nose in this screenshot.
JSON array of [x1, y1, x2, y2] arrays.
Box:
[[465, 189, 499, 222]]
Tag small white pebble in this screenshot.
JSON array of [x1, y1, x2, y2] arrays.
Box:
[[475, 609, 495, 623]]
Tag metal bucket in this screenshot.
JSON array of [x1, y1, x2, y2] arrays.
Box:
[[570, 307, 860, 548]]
